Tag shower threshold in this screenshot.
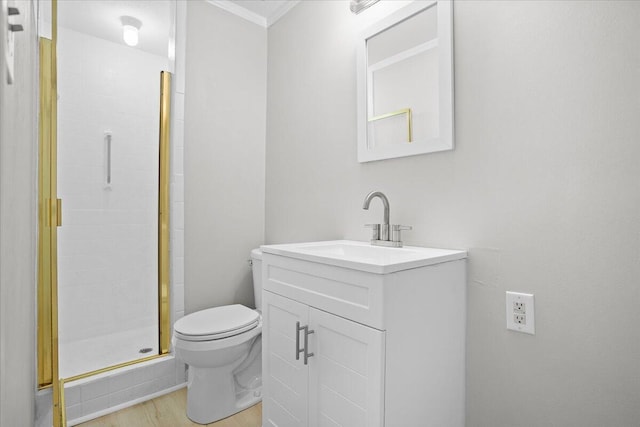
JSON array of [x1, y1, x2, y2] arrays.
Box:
[[59, 325, 159, 379]]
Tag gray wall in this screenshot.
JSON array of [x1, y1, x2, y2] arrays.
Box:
[[266, 1, 640, 426], [0, 1, 37, 425], [184, 2, 267, 313]]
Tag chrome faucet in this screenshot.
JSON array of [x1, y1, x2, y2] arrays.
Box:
[[363, 191, 391, 241], [362, 191, 411, 247]]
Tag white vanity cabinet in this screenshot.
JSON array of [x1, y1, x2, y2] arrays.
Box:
[[261, 241, 467, 427], [263, 291, 385, 427]]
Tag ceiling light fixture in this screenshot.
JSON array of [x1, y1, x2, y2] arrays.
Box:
[[121, 16, 142, 47]]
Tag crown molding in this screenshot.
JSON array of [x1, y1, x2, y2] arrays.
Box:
[[206, 1, 267, 27], [266, 1, 300, 27], [206, 0, 299, 28]]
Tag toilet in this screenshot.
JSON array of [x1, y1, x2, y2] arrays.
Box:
[[173, 249, 263, 424]]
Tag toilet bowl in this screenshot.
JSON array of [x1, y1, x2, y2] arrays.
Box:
[[173, 249, 263, 425]]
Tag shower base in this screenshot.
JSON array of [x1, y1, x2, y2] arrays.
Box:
[[59, 325, 159, 379]]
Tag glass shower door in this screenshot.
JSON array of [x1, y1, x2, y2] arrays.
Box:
[[55, 0, 171, 379]]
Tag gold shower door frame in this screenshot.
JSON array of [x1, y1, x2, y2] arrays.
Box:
[[37, 2, 172, 424]]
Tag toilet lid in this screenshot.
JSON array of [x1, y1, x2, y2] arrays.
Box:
[[174, 304, 260, 341]]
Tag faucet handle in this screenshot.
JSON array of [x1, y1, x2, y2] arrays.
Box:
[[364, 223, 380, 241], [391, 224, 412, 244]]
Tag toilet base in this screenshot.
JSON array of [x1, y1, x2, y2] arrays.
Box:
[[186, 364, 262, 425], [173, 309, 263, 425]]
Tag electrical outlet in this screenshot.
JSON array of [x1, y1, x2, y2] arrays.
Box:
[[506, 291, 535, 334], [513, 301, 525, 314]]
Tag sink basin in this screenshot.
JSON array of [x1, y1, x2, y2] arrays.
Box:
[[261, 240, 466, 274]]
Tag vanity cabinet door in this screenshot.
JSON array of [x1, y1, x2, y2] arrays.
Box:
[[263, 291, 310, 427], [263, 291, 385, 427], [308, 308, 385, 427]]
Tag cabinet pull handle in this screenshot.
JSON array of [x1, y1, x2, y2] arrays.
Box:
[[296, 321, 304, 361], [303, 327, 314, 365], [296, 322, 315, 365]]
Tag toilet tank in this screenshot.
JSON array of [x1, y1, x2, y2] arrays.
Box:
[[250, 249, 263, 311]]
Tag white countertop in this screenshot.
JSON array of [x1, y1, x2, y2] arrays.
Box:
[[261, 240, 467, 274]]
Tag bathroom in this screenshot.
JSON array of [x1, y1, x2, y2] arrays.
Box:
[[1, 0, 639, 426]]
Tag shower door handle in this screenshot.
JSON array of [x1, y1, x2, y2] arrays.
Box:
[[105, 131, 112, 187], [46, 198, 62, 227], [55, 198, 62, 227]]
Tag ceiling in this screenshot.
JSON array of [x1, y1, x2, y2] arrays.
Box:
[[56, 0, 300, 57], [57, 1, 171, 57]]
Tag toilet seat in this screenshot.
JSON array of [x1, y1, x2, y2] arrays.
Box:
[[174, 304, 260, 342]]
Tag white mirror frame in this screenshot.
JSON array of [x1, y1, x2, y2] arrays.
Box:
[[357, 0, 454, 163]]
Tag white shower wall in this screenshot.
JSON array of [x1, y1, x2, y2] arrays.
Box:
[[57, 26, 169, 377]]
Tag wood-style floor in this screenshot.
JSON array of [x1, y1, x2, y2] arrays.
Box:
[[78, 388, 262, 427]]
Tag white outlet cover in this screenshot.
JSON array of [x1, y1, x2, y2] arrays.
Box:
[[506, 291, 535, 335]]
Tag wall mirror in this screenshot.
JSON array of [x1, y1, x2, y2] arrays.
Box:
[[356, 0, 453, 163]]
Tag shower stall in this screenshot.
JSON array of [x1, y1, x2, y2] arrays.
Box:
[[36, 1, 187, 425], [55, 0, 171, 379]]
